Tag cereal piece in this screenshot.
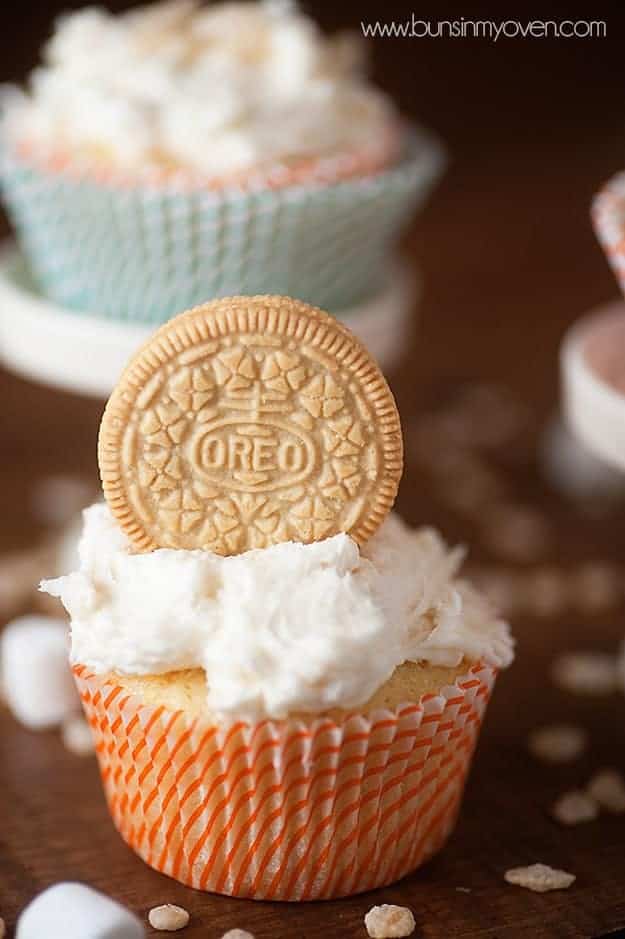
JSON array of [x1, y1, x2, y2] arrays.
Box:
[[528, 724, 587, 764], [551, 651, 619, 695], [504, 864, 575, 893], [1, 615, 79, 729], [551, 790, 598, 826], [436, 458, 506, 517], [481, 504, 553, 563], [437, 447, 503, 484], [31, 475, 95, 527], [410, 384, 527, 452], [99, 296, 402, 556], [0, 547, 50, 619], [406, 415, 472, 456], [587, 769, 625, 813], [61, 716, 95, 756], [465, 566, 522, 617], [16, 882, 144, 938], [364, 904, 416, 938], [526, 567, 569, 618], [147, 904, 189, 931], [449, 383, 528, 449], [221, 931, 255, 939], [572, 562, 622, 614]]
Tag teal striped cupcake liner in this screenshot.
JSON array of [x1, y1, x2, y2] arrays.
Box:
[[0, 127, 444, 323]]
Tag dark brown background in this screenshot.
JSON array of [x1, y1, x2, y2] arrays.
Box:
[[2, 3, 625, 937]]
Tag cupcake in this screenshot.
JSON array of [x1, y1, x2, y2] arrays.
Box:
[[592, 170, 625, 296], [0, 1, 444, 322], [41, 296, 513, 900], [559, 172, 625, 473]]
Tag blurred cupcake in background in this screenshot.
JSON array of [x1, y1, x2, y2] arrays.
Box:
[[559, 170, 625, 475], [0, 0, 444, 324]]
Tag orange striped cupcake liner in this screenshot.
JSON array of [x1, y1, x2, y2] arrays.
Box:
[[592, 171, 625, 296], [74, 662, 496, 901]]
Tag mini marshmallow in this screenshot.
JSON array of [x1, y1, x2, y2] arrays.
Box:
[[1, 615, 79, 729], [16, 883, 144, 939]]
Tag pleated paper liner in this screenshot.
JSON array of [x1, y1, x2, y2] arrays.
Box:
[[74, 662, 495, 901], [0, 126, 444, 323], [592, 170, 625, 297]]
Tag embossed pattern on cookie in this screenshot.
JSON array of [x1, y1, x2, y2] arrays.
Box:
[[98, 296, 403, 555]]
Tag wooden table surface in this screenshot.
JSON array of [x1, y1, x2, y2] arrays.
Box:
[[3, 4, 625, 937]]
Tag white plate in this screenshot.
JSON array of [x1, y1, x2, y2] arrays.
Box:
[[561, 300, 625, 472], [0, 243, 417, 398]]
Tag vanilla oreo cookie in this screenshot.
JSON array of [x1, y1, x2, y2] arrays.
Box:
[[98, 296, 403, 555]]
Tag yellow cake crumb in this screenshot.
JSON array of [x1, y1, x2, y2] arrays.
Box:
[[110, 659, 474, 722]]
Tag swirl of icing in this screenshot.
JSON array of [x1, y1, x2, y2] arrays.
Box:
[[42, 505, 514, 721], [3, 1, 398, 178]]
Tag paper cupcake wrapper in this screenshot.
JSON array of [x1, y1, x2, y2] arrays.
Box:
[[592, 171, 625, 296], [0, 127, 442, 324], [0, 128, 444, 323], [74, 662, 495, 900]]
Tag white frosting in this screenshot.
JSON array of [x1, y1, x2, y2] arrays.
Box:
[[42, 504, 513, 721], [2, 0, 396, 178]]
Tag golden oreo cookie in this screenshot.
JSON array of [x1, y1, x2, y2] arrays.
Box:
[[98, 296, 403, 555]]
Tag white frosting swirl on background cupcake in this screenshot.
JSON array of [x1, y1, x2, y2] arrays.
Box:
[[2, 0, 398, 177], [42, 504, 514, 721]]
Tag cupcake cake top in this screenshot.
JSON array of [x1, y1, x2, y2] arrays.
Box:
[[2, 0, 399, 180]]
